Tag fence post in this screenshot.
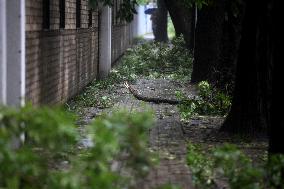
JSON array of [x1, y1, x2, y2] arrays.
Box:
[[99, 6, 112, 79], [6, 0, 26, 106], [0, 0, 7, 104]]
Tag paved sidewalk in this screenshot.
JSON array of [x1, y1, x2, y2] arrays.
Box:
[[118, 79, 195, 188], [80, 78, 197, 189], [143, 104, 192, 189]]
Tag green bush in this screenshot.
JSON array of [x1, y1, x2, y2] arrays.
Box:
[[0, 105, 77, 189], [156, 184, 182, 189], [187, 144, 214, 188], [176, 81, 231, 121], [187, 143, 284, 189], [266, 155, 284, 188], [0, 105, 157, 189]]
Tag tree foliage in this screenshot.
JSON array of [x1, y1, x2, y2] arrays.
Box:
[[182, 0, 212, 9], [89, 0, 138, 22], [187, 143, 284, 189]]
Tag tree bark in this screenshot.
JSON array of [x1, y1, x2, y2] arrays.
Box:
[[164, 0, 195, 50], [213, 1, 244, 93], [221, 1, 271, 136], [155, 0, 168, 42], [190, 0, 226, 83], [269, 0, 284, 154]]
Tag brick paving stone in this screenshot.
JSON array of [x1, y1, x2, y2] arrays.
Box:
[[125, 79, 194, 189]]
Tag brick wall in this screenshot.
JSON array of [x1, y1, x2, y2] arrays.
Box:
[[111, 0, 133, 63], [26, 0, 99, 105], [25, 0, 134, 105], [111, 24, 132, 63]]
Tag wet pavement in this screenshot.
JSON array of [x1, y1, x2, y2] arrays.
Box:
[[78, 78, 198, 189]]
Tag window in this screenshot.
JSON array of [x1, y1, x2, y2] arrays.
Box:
[[59, 0, 65, 28], [88, 9, 92, 28], [111, 3, 114, 25], [112, 0, 116, 25], [43, 0, 50, 29], [76, 0, 81, 28], [116, 0, 119, 25]]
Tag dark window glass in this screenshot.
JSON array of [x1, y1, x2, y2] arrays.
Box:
[[43, 0, 50, 29], [60, 0, 65, 28], [112, 0, 115, 25], [88, 10, 92, 28], [76, 0, 81, 28], [116, 0, 119, 24]]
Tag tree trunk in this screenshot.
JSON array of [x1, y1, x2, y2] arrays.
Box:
[[221, 1, 271, 136], [155, 0, 168, 42], [213, 1, 244, 93], [191, 0, 226, 83], [269, 0, 284, 154], [164, 0, 195, 50]]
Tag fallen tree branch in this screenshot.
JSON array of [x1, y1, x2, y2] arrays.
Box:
[[124, 81, 180, 105]]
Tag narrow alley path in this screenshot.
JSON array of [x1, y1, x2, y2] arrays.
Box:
[[71, 39, 268, 188], [117, 79, 196, 189], [78, 78, 198, 189]]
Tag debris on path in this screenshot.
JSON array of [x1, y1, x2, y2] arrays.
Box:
[[70, 40, 268, 189], [75, 77, 268, 189], [75, 78, 196, 189]]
